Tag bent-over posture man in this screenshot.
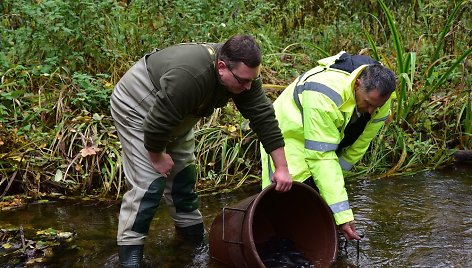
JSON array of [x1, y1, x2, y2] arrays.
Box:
[[111, 35, 292, 267], [261, 51, 396, 241]]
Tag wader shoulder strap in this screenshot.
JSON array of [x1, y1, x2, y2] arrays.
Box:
[[144, 48, 161, 92]]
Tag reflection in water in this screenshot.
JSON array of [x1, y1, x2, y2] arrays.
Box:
[[1, 164, 471, 267], [341, 164, 472, 267]]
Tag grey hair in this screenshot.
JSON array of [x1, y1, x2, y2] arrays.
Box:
[[359, 64, 397, 97]]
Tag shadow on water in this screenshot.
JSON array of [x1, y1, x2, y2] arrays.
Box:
[[1, 163, 471, 267]]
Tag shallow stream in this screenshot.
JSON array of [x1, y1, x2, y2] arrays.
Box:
[[1, 163, 471, 267]]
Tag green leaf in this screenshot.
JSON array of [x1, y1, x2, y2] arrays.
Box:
[[423, 119, 432, 131]]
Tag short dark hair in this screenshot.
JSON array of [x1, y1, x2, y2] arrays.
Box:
[[359, 64, 397, 97], [218, 35, 262, 69]]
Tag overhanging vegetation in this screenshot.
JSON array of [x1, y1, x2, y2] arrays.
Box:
[[1, 0, 471, 198]]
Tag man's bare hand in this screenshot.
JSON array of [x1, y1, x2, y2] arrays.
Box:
[[272, 166, 292, 192], [339, 221, 361, 240], [269, 147, 292, 192], [149, 151, 174, 177]]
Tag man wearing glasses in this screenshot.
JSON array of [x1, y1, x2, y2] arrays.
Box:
[[110, 34, 292, 267]]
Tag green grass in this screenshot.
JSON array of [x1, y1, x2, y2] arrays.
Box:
[[1, 0, 471, 198]]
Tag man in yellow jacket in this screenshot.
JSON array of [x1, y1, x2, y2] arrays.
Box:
[[261, 51, 396, 240]]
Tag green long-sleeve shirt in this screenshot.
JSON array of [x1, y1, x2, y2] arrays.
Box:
[[143, 43, 284, 153]]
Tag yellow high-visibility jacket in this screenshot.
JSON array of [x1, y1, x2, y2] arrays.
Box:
[[261, 52, 392, 225]]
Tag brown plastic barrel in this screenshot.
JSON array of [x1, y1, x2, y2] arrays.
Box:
[[209, 181, 338, 268]]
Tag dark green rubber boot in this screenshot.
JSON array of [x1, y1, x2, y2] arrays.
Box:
[[118, 245, 144, 268], [175, 222, 205, 246]]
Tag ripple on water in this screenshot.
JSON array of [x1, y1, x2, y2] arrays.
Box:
[[1, 165, 471, 267]]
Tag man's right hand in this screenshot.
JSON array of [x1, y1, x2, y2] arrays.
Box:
[[339, 221, 362, 240], [149, 151, 174, 178], [269, 147, 292, 192], [272, 166, 292, 192]]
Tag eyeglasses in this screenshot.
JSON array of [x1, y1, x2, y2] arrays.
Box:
[[228, 67, 261, 85]]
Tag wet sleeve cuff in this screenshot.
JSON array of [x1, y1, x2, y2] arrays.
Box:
[[333, 209, 354, 226]]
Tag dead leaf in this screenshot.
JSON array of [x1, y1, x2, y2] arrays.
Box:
[[54, 170, 63, 182], [80, 146, 101, 157]]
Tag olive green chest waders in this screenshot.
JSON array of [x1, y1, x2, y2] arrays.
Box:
[[111, 57, 204, 267]]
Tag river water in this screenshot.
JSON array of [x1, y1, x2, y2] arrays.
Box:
[[1, 163, 471, 267]]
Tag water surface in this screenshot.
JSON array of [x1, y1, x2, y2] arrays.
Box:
[[1, 164, 471, 267]]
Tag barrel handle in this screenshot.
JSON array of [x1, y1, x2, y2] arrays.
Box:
[[221, 207, 246, 245]]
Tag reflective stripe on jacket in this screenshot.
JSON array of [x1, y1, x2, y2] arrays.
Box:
[[261, 51, 392, 225]]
